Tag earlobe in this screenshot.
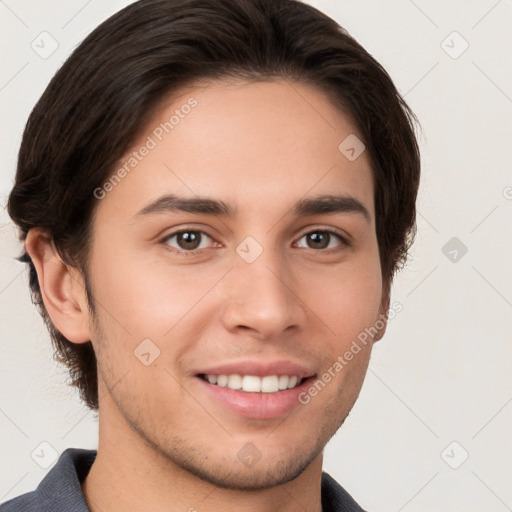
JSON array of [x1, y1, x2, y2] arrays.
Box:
[[25, 228, 91, 344]]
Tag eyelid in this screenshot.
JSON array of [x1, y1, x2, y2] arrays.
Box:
[[160, 225, 351, 256], [295, 225, 350, 245], [160, 226, 219, 255], [294, 230, 349, 253]]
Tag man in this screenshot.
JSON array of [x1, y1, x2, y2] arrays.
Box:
[[2, 0, 420, 510]]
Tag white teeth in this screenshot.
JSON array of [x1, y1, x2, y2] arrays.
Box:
[[203, 374, 303, 393], [242, 375, 261, 392], [287, 375, 298, 389], [278, 375, 289, 390], [261, 375, 279, 393], [227, 374, 242, 390]]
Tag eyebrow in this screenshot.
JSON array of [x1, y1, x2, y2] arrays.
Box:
[[135, 193, 370, 222]]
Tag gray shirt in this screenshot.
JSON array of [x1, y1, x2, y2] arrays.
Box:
[[0, 448, 366, 511]]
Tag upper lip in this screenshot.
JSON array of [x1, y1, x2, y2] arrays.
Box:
[[195, 360, 316, 379]]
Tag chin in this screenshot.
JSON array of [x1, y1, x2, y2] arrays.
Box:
[[150, 422, 334, 491], [180, 449, 319, 491]]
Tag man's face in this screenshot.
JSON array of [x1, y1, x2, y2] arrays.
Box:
[[85, 79, 386, 489]]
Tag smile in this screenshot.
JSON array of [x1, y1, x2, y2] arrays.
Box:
[[199, 374, 304, 393]]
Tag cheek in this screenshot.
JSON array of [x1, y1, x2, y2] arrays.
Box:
[[297, 253, 383, 346], [89, 246, 226, 341]]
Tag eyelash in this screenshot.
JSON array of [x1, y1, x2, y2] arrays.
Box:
[[161, 227, 349, 256]]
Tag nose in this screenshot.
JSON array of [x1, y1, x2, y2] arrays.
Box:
[[219, 247, 307, 341]]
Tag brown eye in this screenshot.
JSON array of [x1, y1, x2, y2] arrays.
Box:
[[164, 230, 212, 251], [296, 230, 344, 250]]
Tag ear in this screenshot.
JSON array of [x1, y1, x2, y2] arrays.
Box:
[[25, 228, 91, 344], [373, 286, 390, 343]]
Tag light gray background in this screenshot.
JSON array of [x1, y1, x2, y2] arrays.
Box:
[[1, 1, 511, 510]]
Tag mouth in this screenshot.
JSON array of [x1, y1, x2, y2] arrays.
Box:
[[195, 369, 317, 419], [198, 373, 306, 393]]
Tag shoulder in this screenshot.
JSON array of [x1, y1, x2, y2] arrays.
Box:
[[321, 472, 368, 512], [0, 491, 37, 512], [0, 448, 96, 512]]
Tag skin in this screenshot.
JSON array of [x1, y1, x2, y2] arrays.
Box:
[[26, 79, 389, 512]]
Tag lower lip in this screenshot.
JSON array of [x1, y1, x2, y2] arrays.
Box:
[[196, 377, 314, 419]]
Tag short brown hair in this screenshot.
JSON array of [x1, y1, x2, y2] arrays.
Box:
[[8, 0, 420, 411]]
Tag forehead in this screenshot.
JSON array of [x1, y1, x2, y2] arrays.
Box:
[[94, 79, 374, 221]]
